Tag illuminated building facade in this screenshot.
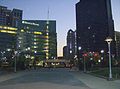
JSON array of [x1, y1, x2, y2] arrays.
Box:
[[0, 6, 22, 27], [76, 0, 116, 56], [0, 26, 17, 50], [0, 6, 22, 59], [21, 20, 57, 60]]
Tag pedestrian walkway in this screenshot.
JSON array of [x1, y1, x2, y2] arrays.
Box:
[[73, 71, 120, 89], [0, 70, 27, 83], [0, 69, 120, 89], [0, 68, 91, 89]]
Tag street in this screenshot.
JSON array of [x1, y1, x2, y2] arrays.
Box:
[[0, 68, 120, 89]]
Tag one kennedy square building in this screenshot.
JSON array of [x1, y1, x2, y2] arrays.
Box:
[[76, 0, 115, 54]]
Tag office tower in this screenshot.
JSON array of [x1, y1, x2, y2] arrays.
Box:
[[63, 46, 68, 60], [0, 6, 22, 27], [0, 6, 22, 59], [76, 0, 115, 56], [115, 31, 120, 59], [21, 20, 57, 60], [66, 29, 76, 60]]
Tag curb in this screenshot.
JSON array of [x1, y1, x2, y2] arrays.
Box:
[[87, 72, 116, 81]]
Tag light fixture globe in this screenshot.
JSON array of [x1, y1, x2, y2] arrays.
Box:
[[105, 37, 113, 43]]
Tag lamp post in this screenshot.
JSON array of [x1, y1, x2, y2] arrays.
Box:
[[83, 53, 87, 72], [105, 37, 113, 80], [77, 46, 82, 70], [14, 51, 17, 73], [78, 46, 82, 59]]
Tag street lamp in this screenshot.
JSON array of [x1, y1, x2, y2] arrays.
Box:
[[14, 51, 17, 73], [101, 50, 104, 54], [77, 46, 82, 70], [78, 46, 82, 59], [105, 37, 113, 80], [78, 46, 81, 50], [83, 53, 87, 72]]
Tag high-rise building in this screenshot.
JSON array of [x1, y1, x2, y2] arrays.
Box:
[[20, 20, 57, 60], [67, 29, 76, 60], [0, 6, 22, 27], [63, 46, 68, 60], [115, 31, 120, 59], [76, 0, 115, 56], [0, 6, 22, 59], [63, 29, 76, 60]]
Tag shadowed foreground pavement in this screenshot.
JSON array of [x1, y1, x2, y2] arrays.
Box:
[[0, 68, 91, 89], [1, 68, 120, 89]]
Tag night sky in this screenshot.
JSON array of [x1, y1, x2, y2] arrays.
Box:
[[0, 0, 120, 56]]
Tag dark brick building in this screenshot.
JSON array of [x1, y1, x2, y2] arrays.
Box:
[[76, 0, 116, 57]]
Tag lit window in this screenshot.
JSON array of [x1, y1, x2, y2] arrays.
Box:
[[0, 30, 16, 34], [18, 45, 21, 48], [31, 56, 34, 59], [46, 40, 49, 42], [27, 27, 29, 29], [46, 33, 49, 35], [88, 26, 91, 29], [21, 29, 24, 32], [34, 46, 38, 48], [34, 42, 37, 45], [34, 31, 42, 35], [47, 26, 49, 29], [70, 50, 72, 53], [46, 21, 49, 24], [34, 39, 37, 41], [34, 35, 37, 37], [34, 51, 37, 53], [92, 35, 95, 37], [18, 37, 22, 39], [45, 36, 49, 39], [19, 41, 22, 43]]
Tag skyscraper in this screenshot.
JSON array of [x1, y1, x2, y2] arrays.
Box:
[[67, 29, 76, 60], [0, 6, 22, 59], [21, 20, 57, 60], [63, 29, 76, 60], [0, 6, 22, 27], [76, 0, 115, 56], [115, 31, 120, 59]]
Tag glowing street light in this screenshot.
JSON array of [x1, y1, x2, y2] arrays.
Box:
[[105, 36, 113, 80], [78, 46, 82, 50], [101, 50, 104, 53], [14, 51, 18, 73]]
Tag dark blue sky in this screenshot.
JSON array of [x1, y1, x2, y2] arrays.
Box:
[[0, 0, 120, 56]]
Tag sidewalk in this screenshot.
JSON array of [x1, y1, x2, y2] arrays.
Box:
[[73, 71, 120, 89], [0, 70, 27, 83]]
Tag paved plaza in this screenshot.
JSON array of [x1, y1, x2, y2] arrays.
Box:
[[0, 68, 120, 89]]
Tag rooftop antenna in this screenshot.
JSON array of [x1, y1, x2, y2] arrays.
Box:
[[47, 7, 49, 21], [46, 7, 50, 60]]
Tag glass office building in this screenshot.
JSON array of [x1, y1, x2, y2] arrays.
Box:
[[76, 0, 116, 56], [20, 20, 57, 60], [0, 6, 22, 59]]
